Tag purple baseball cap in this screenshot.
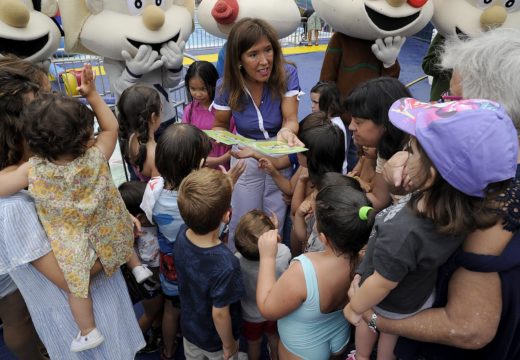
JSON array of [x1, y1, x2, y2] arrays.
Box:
[[389, 98, 518, 198]]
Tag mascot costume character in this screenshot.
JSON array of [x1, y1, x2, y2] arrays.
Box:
[[59, 0, 195, 128], [0, 0, 61, 68], [313, 0, 434, 98], [197, 0, 301, 76], [424, 0, 520, 100]]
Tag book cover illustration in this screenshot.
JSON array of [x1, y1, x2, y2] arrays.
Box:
[[204, 130, 308, 155]]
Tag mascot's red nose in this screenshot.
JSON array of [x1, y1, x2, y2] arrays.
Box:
[[407, 0, 428, 7], [211, 0, 239, 25]]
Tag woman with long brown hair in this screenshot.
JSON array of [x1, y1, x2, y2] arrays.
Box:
[[212, 18, 302, 251]]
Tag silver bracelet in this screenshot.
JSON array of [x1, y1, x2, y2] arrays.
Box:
[[367, 312, 379, 334]]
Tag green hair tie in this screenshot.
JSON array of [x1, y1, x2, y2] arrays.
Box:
[[359, 206, 373, 221]]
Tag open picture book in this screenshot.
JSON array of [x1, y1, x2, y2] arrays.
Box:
[[204, 130, 308, 155]]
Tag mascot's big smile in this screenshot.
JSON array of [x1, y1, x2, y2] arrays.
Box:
[[127, 31, 180, 53], [0, 33, 49, 58], [365, 5, 421, 31]]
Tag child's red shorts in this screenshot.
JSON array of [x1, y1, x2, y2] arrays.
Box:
[[242, 320, 277, 341]]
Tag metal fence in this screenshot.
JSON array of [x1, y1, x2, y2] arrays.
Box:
[[49, 14, 334, 110], [186, 11, 333, 50], [49, 51, 191, 117], [49, 52, 113, 101]]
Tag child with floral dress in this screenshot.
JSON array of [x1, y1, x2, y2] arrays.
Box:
[[0, 64, 152, 352]]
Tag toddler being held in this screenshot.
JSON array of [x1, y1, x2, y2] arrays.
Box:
[[0, 65, 151, 352]]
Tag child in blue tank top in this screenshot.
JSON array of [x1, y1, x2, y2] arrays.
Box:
[[256, 173, 374, 359]]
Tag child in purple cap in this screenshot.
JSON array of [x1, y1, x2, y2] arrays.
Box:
[[344, 98, 518, 360]]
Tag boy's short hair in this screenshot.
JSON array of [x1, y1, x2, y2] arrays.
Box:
[[178, 168, 232, 235], [234, 210, 276, 261]]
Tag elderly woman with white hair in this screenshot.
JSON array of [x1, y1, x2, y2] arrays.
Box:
[[349, 28, 520, 360]]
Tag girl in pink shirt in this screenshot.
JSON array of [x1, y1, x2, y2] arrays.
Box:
[[182, 61, 234, 169]]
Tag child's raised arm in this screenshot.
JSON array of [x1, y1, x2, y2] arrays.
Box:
[[257, 229, 306, 320], [258, 158, 293, 196], [291, 168, 310, 216], [78, 64, 119, 160], [290, 195, 313, 256], [0, 163, 29, 197]]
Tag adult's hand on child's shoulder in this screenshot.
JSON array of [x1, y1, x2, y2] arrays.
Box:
[[258, 229, 279, 259], [77, 63, 96, 98]]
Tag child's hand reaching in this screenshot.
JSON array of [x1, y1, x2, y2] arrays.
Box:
[[219, 159, 246, 185], [344, 303, 362, 327], [230, 145, 255, 159], [258, 158, 278, 176], [77, 64, 96, 98], [258, 229, 279, 259]]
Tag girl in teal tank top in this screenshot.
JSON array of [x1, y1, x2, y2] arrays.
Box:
[[256, 173, 375, 359]]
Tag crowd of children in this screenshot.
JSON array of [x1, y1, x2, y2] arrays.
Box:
[[2, 23, 520, 360]]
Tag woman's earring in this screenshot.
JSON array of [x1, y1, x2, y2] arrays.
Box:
[[239, 64, 243, 70]]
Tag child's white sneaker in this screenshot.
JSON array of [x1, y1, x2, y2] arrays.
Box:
[[70, 328, 104, 352], [132, 265, 153, 283]]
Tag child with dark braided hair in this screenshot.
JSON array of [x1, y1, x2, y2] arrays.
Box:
[[117, 84, 162, 181]]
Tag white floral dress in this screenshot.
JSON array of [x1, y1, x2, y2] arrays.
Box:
[[28, 146, 134, 298]]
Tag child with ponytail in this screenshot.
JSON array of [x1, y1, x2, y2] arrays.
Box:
[[117, 84, 162, 181]]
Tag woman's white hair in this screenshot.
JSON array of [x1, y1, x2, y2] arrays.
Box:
[[440, 28, 520, 130]]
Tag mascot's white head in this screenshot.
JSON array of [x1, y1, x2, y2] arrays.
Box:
[[432, 0, 520, 38], [60, 0, 194, 61], [0, 0, 61, 63], [197, 0, 301, 39], [311, 0, 434, 40]]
